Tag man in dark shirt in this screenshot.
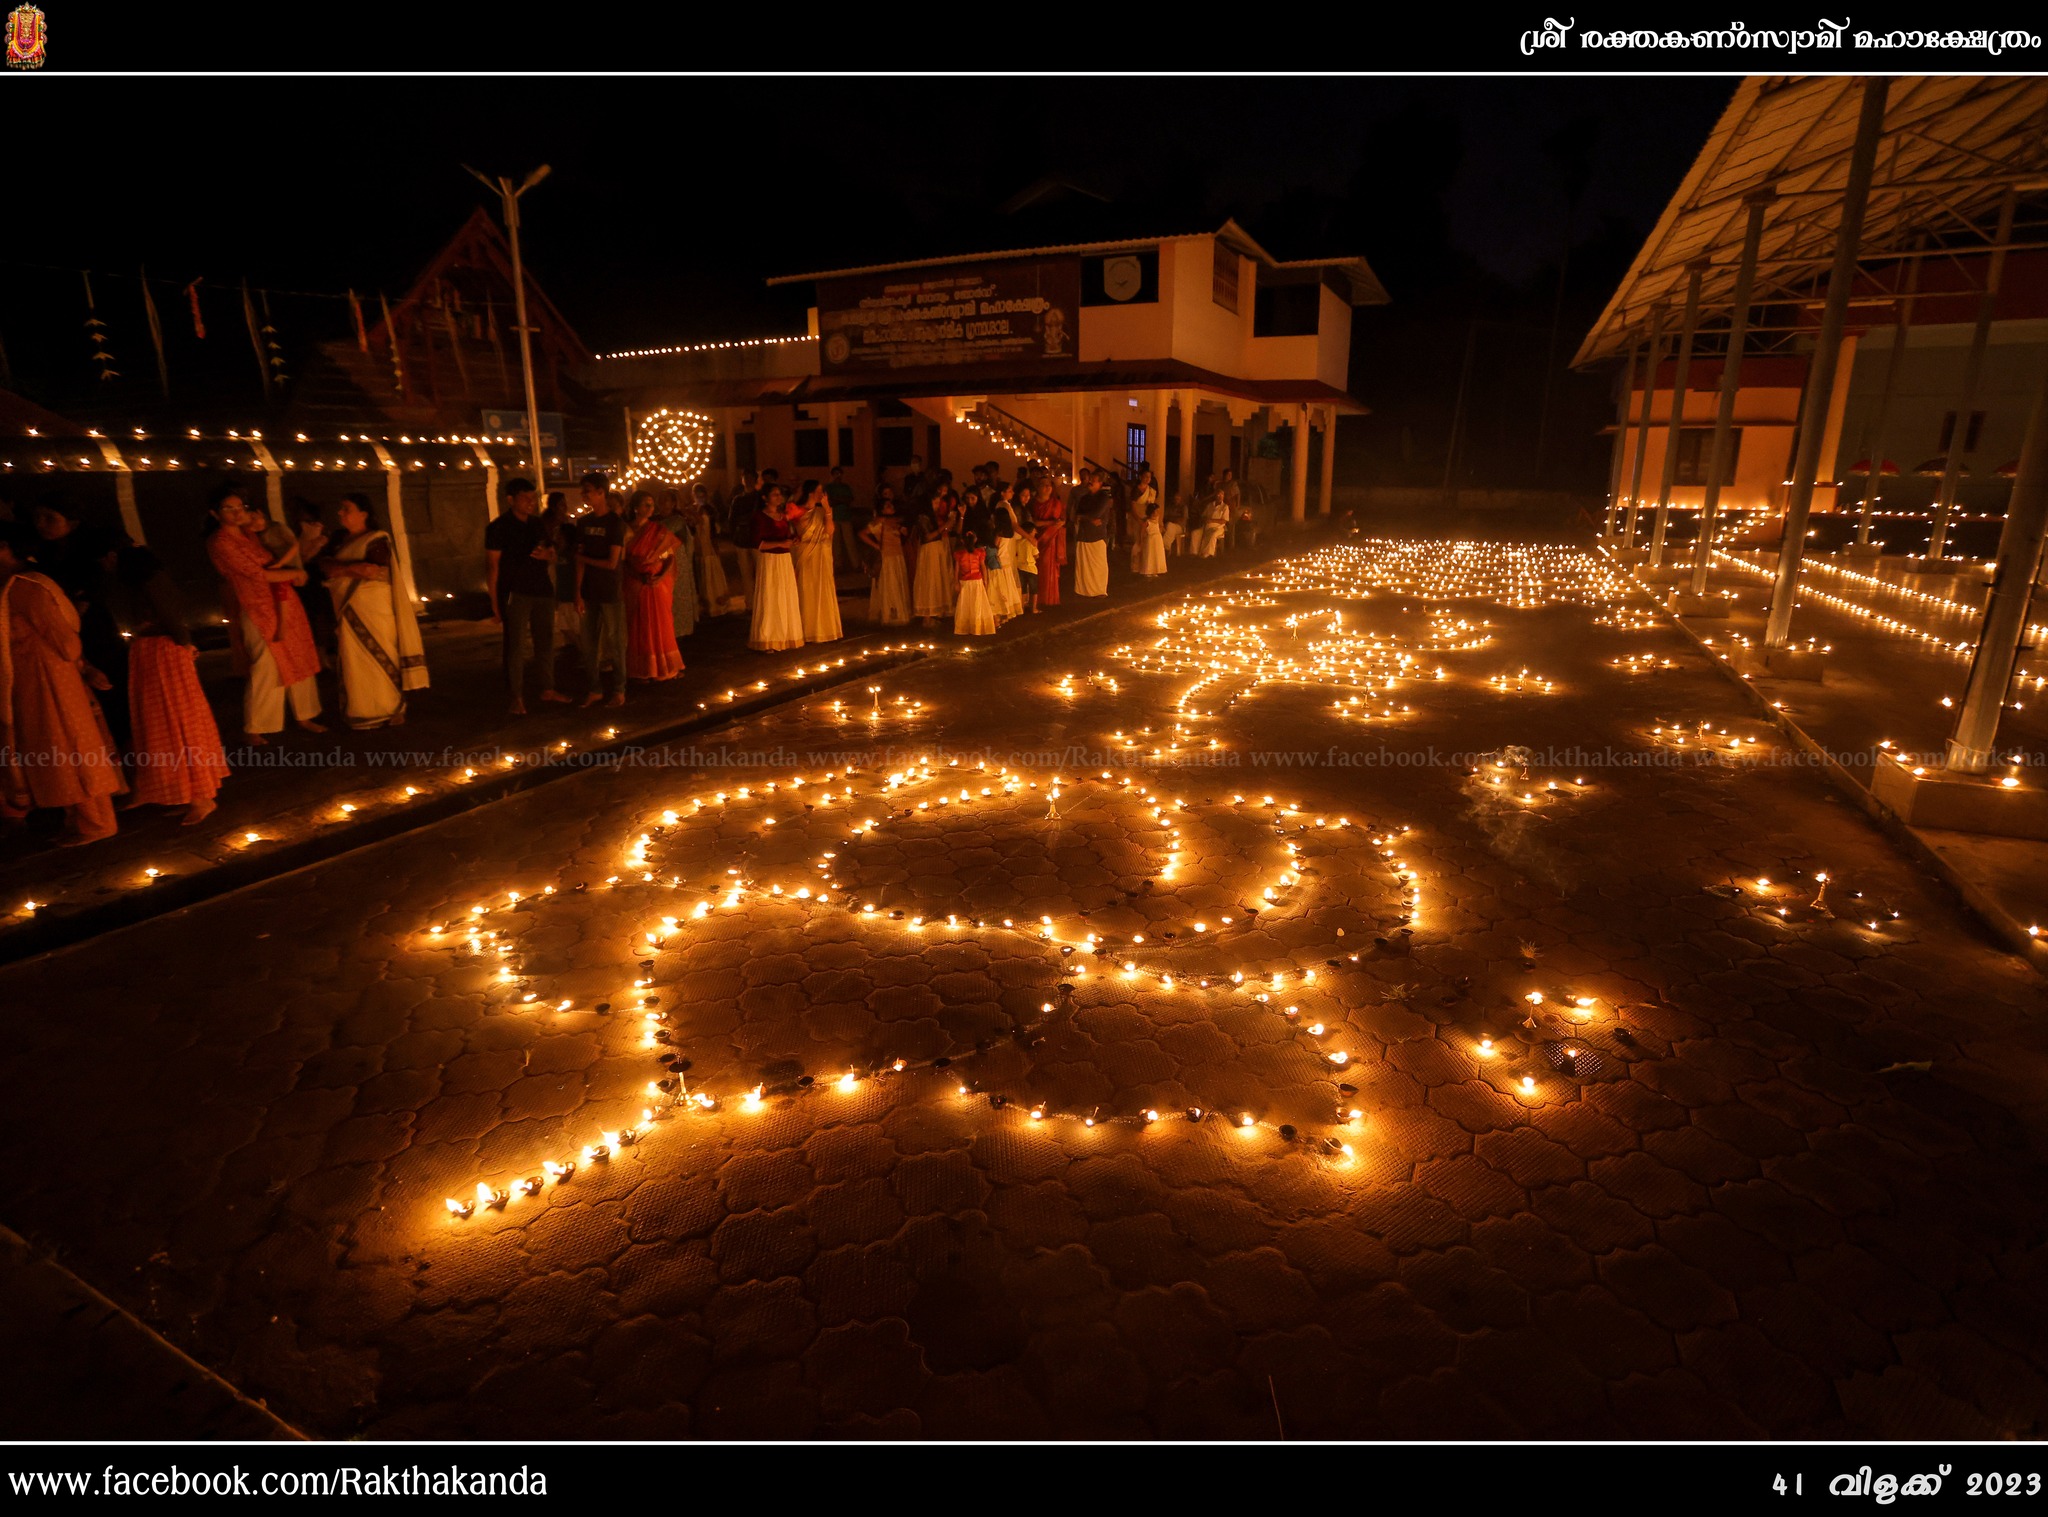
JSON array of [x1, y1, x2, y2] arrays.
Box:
[[727, 470, 762, 608], [825, 465, 863, 571], [573, 473, 628, 706], [486, 477, 567, 714]]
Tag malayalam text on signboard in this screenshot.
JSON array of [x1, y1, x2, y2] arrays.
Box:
[[816, 259, 1080, 372]]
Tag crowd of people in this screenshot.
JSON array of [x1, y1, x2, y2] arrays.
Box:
[[0, 452, 1261, 852], [0, 478, 429, 848], [697, 455, 1256, 645]]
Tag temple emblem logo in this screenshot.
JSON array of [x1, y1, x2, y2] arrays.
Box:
[[5, 3, 45, 68]]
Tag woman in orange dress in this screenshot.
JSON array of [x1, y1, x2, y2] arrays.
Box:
[[0, 524, 126, 845], [207, 487, 324, 744], [107, 538, 227, 825], [623, 490, 685, 682]]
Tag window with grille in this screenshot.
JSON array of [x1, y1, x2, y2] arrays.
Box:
[[1673, 426, 1740, 487], [1212, 242, 1240, 314], [1126, 424, 1148, 473]]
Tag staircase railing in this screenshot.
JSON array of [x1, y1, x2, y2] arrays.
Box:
[[971, 403, 1126, 480]]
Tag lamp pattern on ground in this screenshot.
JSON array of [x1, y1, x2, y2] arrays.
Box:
[[421, 538, 1912, 1229], [429, 759, 1415, 1219]]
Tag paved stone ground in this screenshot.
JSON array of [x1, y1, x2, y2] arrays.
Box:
[[4, 527, 2047, 1440], [0, 1226, 297, 1440], [1651, 545, 2048, 952]]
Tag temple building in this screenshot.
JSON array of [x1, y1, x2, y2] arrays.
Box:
[[1577, 76, 2048, 559], [589, 220, 1385, 520], [1580, 73, 2048, 838]]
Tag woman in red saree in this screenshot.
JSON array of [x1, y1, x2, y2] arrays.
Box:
[[1029, 478, 1067, 607], [623, 491, 685, 682], [0, 525, 126, 844]]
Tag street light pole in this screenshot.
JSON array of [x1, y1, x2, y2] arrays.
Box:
[[465, 163, 552, 489]]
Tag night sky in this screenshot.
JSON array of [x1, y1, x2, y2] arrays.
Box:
[[8, 77, 1734, 486]]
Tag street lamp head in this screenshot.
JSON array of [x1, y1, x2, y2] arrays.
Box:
[[519, 164, 553, 194]]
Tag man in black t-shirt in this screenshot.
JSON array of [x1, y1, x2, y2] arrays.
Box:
[[486, 478, 567, 714], [573, 474, 629, 706]]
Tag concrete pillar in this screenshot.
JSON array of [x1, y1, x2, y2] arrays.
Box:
[[1929, 188, 2019, 560], [1071, 390, 1085, 484], [1945, 358, 2048, 769], [1854, 252, 1919, 546], [1604, 337, 1640, 538], [1766, 77, 1888, 649], [1814, 332, 1859, 510], [1624, 304, 1665, 547], [470, 441, 500, 521], [721, 411, 742, 493], [247, 440, 286, 519], [1649, 262, 1705, 568], [91, 438, 146, 545], [367, 441, 420, 595], [1150, 389, 1170, 487], [1318, 405, 1338, 516], [1289, 403, 1310, 524], [1690, 193, 1769, 596], [1177, 390, 1197, 508], [856, 405, 878, 504]]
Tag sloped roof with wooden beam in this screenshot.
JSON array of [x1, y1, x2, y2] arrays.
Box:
[[372, 206, 590, 365], [1574, 76, 2048, 369]]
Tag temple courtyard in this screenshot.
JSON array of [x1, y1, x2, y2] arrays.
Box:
[[4, 528, 2045, 1440]]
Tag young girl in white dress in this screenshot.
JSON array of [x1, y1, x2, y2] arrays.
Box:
[[1137, 499, 1168, 577], [952, 530, 997, 637]]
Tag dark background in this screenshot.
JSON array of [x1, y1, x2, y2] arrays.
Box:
[[2, 77, 1734, 492]]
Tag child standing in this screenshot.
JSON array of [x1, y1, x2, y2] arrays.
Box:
[[952, 530, 997, 637], [1013, 518, 1041, 614]]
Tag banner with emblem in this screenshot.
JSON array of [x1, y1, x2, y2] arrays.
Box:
[[816, 257, 1080, 374]]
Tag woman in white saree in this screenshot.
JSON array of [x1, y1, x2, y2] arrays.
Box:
[[318, 493, 429, 729]]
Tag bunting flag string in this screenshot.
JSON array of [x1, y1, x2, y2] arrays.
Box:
[[185, 278, 206, 340], [437, 282, 471, 395], [240, 278, 268, 397], [260, 287, 288, 390], [379, 290, 406, 397], [140, 263, 170, 398], [349, 288, 370, 354], [81, 271, 120, 382]]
